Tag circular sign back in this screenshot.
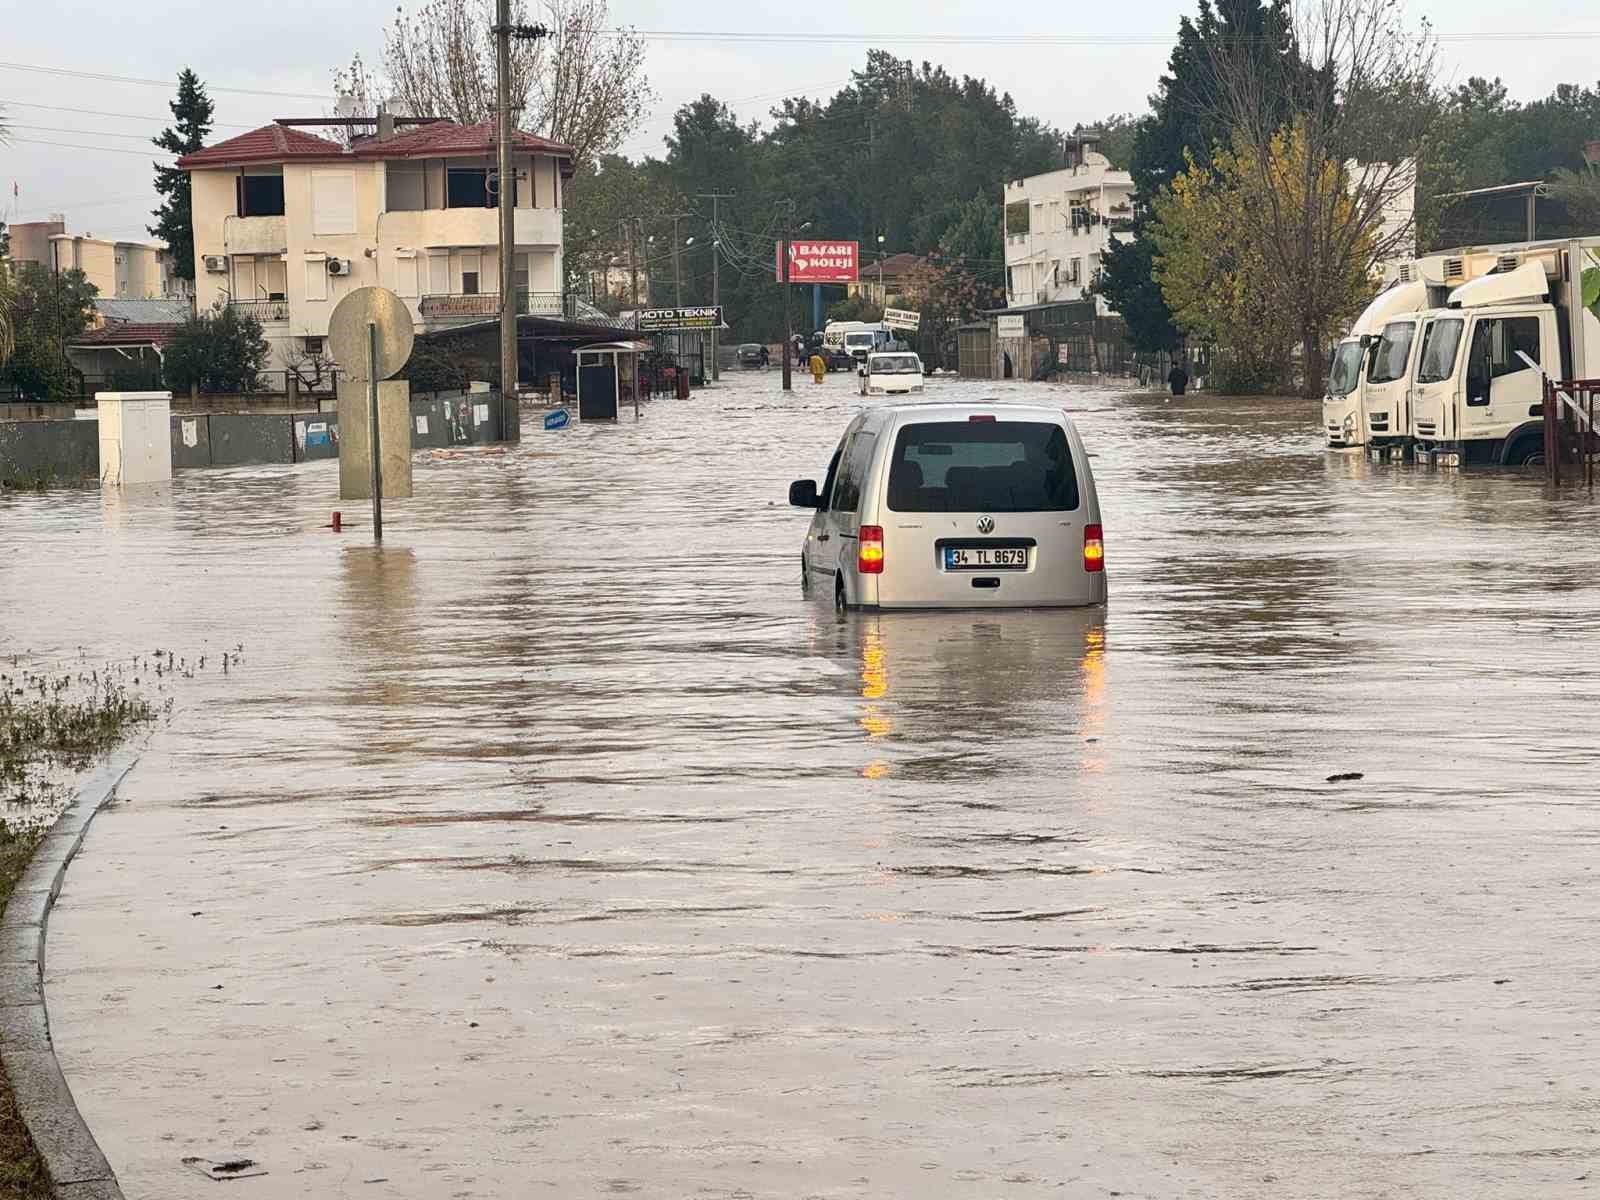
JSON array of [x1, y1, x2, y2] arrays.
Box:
[[328, 286, 416, 382]]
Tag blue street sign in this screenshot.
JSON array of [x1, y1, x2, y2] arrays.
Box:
[[544, 408, 571, 430]]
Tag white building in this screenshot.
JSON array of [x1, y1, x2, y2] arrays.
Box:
[[1002, 132, 1135, 312], [179, 116, 573, 372]]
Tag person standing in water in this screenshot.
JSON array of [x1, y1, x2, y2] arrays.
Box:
[[1168, 359, 1189, 396], [809, 351, 827, 385]]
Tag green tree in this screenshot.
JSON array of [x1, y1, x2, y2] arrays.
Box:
[[0, 263, 97, 399], [163, 303, 269, 394], [1102, 0, 1300, 354], [0, 258, 15, 368], [150, 69, 214, 283]]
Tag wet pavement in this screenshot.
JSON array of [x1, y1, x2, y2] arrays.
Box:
[[6, 372, 1600, 1198]]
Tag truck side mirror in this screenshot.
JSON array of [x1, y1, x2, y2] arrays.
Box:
[[789, 479, 820, 508]]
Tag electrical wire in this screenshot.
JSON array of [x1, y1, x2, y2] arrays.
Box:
[[0, 60, 330, 100], [0, 98, 257, 130], [9, 136, 175, 159], [580, 27, 1600, 45]]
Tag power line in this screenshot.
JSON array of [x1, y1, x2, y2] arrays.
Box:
[[582, 26, 1600, 45], [9, 123, 173, 142], [0, 98, 256, 129], [10, 136, 175, 159], [0, 60, 329, 99]]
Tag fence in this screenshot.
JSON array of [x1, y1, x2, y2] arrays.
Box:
[[1543, 377, 1600, 485]]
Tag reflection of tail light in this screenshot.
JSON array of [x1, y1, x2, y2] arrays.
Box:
[[1083, 523, 1105, 573], [858, 525, 885, 574]]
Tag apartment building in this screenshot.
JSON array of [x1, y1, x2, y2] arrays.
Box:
[[179, 117, 573, 371], [1002, 132, 1135, 312], [10, 217, 183, 300]]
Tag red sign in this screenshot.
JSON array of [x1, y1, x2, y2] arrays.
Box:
[[776, 240, 859, 284]]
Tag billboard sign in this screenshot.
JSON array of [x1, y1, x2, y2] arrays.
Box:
[[776, 240, 859, 283], [997, 313, 1026, 338], [636, 306, 723, 331], [883, 307, 921, 331]]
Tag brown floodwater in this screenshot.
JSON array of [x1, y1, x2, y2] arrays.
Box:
[[6, 374, 1600, 1198]]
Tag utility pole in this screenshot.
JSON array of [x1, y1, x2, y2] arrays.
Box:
[[493, 6, 546, 440], [781, 205, 793, 392], [697, 192, 734, 382], [622, 220, 638, 310], [665, 212, 690, 309]]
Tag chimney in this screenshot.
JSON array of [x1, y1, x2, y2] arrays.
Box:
[[377, 108, 396, 141]]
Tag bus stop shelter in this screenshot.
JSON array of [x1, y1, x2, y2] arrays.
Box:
[[576, 341, 652, 421]]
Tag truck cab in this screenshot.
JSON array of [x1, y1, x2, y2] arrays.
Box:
[[1412, 253, 1600, 467], [1361, 308, 1432, 447], [1323, 279, 1429, 448]]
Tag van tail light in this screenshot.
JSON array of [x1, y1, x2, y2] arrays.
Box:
[[858, 525, 885, 574], [1083, 523, 1105, 573], [969, 414, 996, 422]]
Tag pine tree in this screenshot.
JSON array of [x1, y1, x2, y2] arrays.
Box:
[[150, 70, 215, 283]]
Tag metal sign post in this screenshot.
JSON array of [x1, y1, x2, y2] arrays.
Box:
[[367, 320, 383, 540], [329, 286, 417, 537]]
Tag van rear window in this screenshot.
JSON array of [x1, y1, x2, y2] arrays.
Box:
[[886, 420, 1079, 513]]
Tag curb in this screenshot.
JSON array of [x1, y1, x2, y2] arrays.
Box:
[[0, 752, 138, 1200]]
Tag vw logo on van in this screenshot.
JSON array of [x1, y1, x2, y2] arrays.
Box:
[[976, 515, 995, 534]]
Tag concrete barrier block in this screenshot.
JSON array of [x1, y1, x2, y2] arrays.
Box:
[[170, 414, 212, 470]]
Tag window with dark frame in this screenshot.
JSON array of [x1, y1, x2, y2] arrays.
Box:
[[238, 174, 285, 217]]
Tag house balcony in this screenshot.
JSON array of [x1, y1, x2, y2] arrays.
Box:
[[229, 298, 289, 322], [222, 215, 288, 256], [379, 206, 562, 250], [419, 291, 566, 321]]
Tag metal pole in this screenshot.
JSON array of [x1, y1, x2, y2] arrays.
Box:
[[626, 220, 638, 309], [781, 217, 792, 392], [697, 192, 734, 382], [367, 320, 383, 541], [494, 0, 517, 439], [1526, 191, 1536, 243]]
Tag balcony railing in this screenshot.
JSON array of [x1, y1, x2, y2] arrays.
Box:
[[420, 291, 569, 319], [229, 298, 289, 322]]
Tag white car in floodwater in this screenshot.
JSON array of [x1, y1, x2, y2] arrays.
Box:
[[858, 351, 925, 396], [789, 400, 1106, 610]]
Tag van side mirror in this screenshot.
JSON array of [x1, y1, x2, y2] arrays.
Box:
[[789, 479, 820, 508]]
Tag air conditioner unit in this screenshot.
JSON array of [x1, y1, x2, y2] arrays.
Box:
[[203, 255, 227, 273], [327, 258, 351, 276]]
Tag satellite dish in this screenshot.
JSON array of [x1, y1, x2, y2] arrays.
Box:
[[334, 95, 363, 119]]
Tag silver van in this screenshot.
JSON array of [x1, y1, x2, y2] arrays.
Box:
[[788, 401, 1106, 609]]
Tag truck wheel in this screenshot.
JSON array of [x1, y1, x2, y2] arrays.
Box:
[[1505, 437, 1544, 466]]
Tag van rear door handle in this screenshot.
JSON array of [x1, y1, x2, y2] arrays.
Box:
[[817, 533, 830, 543]]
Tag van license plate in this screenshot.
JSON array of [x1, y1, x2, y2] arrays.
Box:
[[945, 547, 1028, 570]]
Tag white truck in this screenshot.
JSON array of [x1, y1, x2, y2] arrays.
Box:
[[1410, 238, 1600, 467], [824, 320, 893, 364], [1323, 279, 1429, 448]]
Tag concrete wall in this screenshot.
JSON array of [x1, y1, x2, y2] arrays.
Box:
[[3, 393, 506, 485], [0, 420, 99, 486]]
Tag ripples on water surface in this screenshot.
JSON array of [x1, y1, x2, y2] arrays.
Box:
[[7, 376, 1600, 1198]]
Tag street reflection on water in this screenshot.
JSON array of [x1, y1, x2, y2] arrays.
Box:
[[6, 375, 1600, 1198]]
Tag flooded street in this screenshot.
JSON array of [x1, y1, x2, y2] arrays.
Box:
[[6, 373, 1600, 1198]]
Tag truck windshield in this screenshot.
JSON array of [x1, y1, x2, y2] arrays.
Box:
[[1327, 342, 1363, 397], [1367, 322, 1416, 384], [845, 333, 876, 350], [1416, 318, 1465, 384], [872, 355, 921, 374], [886, 421, 1079, 513]]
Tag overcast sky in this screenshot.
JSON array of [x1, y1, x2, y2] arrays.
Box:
[[2, 0, 1597, 251]]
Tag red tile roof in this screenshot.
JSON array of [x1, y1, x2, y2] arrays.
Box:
[[350, 119, 574, 162], [176, 120, 575, 171], [176, 124, 347, 169], [70, 322, 182, 349]]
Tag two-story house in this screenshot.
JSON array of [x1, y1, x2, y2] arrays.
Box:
[[179, 116, 573, 372], [1002, 132, 1134, 313]]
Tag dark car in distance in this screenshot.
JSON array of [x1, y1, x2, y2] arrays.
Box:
[[737, 343, 769, 369]]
